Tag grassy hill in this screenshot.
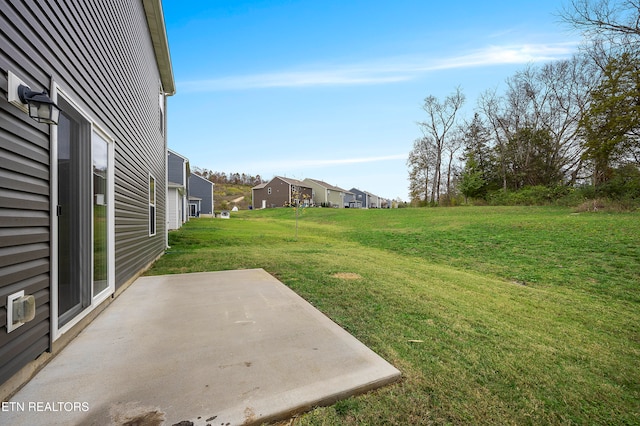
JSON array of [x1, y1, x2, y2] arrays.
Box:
[[214, 183, 252, 211]]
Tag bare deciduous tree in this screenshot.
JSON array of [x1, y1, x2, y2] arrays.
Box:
[[560, 0, 640, 40], [477, 55, 598, 188], [477, 89, 511, 190], [560, 0, 640, 67], [417, 87, 465, 203], [444, 128, 464, 202], [407, 137, 436, 204]]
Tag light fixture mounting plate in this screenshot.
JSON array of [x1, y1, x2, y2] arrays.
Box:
[[7, 71, 29, 113]]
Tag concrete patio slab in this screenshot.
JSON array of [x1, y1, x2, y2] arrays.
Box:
[[4, 269, 401, 425]]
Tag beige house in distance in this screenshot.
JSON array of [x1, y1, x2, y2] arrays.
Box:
[[304, 179, 352, 208]]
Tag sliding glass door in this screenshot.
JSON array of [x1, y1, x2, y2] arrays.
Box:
[[57, 103, 90, 326], [56, 97, 112, 328]]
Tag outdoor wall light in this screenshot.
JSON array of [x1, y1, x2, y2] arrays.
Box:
[[17, 84, 60, 125]]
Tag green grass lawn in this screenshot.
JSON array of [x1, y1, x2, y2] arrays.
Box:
[[147, 206, 640, 425]]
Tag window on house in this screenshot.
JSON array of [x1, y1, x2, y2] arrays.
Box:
[[268, 187, 272, 195], [149, 174, 156, 236]]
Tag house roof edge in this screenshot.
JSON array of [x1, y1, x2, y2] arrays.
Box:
[[143, 0, 176, 96]]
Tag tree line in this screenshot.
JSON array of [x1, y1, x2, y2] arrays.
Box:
[[408, 0, 640, 206], [192, 167, 265, 186]]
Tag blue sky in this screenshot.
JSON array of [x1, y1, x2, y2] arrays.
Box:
[[162, 0, 580, 201]]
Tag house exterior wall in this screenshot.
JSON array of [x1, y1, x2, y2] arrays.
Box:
[[291, 183, 313, 207], [265, 177, 292, 208], [167, 150, 188, 229], [303, 179, 350, 208], [167, 186, 183, 230], [350, 188, 369, 208], [188, 198, 202, 217], [252, 177, 311, 208], [188, 174, 214, 215], [327, 190, 347, 207], [342, 192, 356, 207], [368, 194, 380, 208], [251, 185, 267, 209], [167, 150, 188, 186], [0, 0, 172, 389], [344, 192, 357, 207], [303, 179, 328, 206]]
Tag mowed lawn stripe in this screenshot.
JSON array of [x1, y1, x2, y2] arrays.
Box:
[[148, 206, 640, 425]]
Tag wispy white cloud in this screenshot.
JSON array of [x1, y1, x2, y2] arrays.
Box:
[[178, 42, 578, 92], [241, 154, 407, 173], [300, 153, 408, 167], [427, 42, 578, 70], [178, 68, 412, 91]]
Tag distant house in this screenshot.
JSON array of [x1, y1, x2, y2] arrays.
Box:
[[251, 182, 267, 208], [303, 179, 352, 208], [0, 0, 174, 396], [252, 176, 313, 209], [167, 150, 189, 230], [347, 189, 387, 208], [189, 173, 214, 217], [367, 191, 380, 208], [350, 188, 372, 208], [344, 192, 362, 208]]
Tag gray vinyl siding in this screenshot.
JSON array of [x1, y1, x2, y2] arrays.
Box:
[[0, 0, 168, 385], [0, 1, 53, 385], [350, 188, 369, 208], [189, 174, 214, 215], [168, 151, 187, 185]]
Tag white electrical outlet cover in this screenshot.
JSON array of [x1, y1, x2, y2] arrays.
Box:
[[7, 290, 25, 332]]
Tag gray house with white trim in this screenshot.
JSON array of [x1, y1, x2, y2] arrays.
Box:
[[0, 0, 174, 397], [349, 188, 384, 208], [349, 188, 371, 208], [167, 149, 189, 229], [189, 173, 214, 217]]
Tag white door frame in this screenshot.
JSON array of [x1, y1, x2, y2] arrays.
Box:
[[50, 83, 115, 341]]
